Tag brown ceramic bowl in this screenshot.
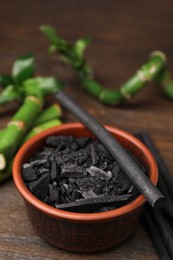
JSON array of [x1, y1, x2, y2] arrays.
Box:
[[13, 123, 158, 252]]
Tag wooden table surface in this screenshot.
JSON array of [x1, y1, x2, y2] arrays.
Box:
[[0, 0, 173, 259]]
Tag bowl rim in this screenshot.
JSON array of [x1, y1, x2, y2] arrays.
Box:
[[13, 123, 158, 223]]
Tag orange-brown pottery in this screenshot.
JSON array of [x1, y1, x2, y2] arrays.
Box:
[[13, 123, 158, 252]]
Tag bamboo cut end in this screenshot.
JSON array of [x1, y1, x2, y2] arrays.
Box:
[[150, 50, 167, 64], [0, 154, 6, 170]]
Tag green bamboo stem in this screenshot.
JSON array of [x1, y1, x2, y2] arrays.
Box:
[[156, 69, 173, 99], [41, 26, 166, 105], [0, 162, 12, 184], [34, 103, 62, 126], [0, 94, 43, 170], [82, 52, 167, 105], [0, 129, 5, 139], [23, 119, 62, 142]]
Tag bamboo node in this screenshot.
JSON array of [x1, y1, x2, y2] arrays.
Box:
[[54, 103, 62, 113], [8, 121, 25, 130], [0, 154, 6, 170], [137, 70, 150, 82], [26, 96, 42, 106], [150, 51, 167, 64], [33, 127, 42, 134], [120, 88, 132, 100]]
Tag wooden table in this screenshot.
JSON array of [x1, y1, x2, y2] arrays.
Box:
[[0, 0, 173, 259]]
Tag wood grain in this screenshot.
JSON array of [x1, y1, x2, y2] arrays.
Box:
[[1, 0, 173, 258]]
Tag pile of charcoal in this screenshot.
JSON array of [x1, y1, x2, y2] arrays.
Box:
[[22, 135, 147, 213]]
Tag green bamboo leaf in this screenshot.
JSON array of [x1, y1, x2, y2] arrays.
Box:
[[12, 54, 34, 84], [0, 85, 21, 105], [74, 37, 91, 59], [23, 77, 64, 96], [0, 75, 13, 87], [40, 25, 66, 48], [48, 44, 58, 53]]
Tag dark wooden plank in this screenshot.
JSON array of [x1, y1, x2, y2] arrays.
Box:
[[1, 0, 173, 258]]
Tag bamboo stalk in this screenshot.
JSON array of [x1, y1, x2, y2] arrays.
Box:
[[0, 95, 43, 170], [157, 69, 173, 100], [34, 104, 62, 126], [41, 26, 166, 105], [0, 129, 5, 139], [23, 119, 62, 142], [0, 162, 12, 184]]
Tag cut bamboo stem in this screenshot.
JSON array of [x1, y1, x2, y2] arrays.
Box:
[[0, 162, 13, 184], [55, 90, 164, 208], [157, 69, 173, 100], [41, 26, 167, 105], [0, 95, 42, 170], [34, 103, 62, 126], [23, 119, 62, 142], [83, 52, 166, 105]]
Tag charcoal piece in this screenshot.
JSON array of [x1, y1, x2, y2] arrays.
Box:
[[82, 158, 92, 168], [38, 167, 50, 174], [128, 185, 139, 198], [42, 196, 52, 205], [55, 194, 132, 212], [49, 184, 59, 202], [90, 144, 99, 165], [86, 166, 112, 179], [82, 190, 98, 199], [76, 177, 104, 195], [99, 206, 116, 212], [23, 163, 33, 169], [96, 144, 113, 160], [70, 142, 79, 151], [22, 165, 38, 182], [41, 147, 54, 157], [76, 137, 92, 148], [62, 183, 69, 190], [46, 135, 74, 150], [70, 148, 90, 165], [60, 184, 66, 195], [68, 177, 76, 183], [59, 179, 67, 185], [113, 170, 132, 194], [28, 173, 49, 201], [65, 184, 73, 197], [61, 164, 87, 177], [59, 194, 66, 204], [100, 161, 108, 171], [30, 159, 47, 167], [65, 196, 71, 203], [112, 164, 121, 177], [69, 189, 82, 202], [50, 161, 61, 182]]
